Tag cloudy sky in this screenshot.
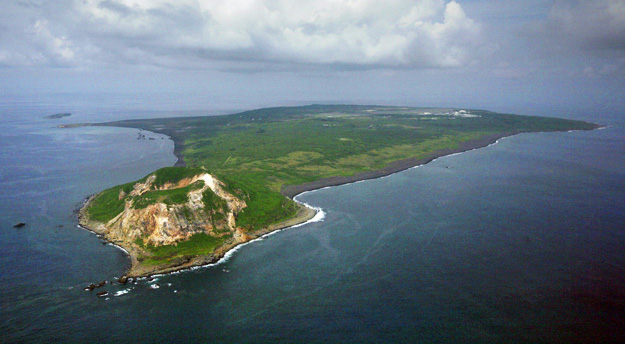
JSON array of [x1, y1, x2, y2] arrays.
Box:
[[1, 0, 624, 113]]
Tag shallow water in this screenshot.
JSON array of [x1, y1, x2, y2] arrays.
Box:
[[1, 98, 623, 343]]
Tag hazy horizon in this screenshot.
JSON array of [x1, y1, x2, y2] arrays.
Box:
[[1, 1, 624, 115]]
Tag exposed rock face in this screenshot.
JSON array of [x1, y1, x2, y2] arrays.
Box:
[[79, 169, 315, 278], [86, 172, 247, 247]]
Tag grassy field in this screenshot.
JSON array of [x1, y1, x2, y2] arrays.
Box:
[[89, 105, 597, 252]]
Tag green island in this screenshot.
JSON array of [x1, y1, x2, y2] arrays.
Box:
[[45, 112, 72, 119], [77, 104, 599, 278]]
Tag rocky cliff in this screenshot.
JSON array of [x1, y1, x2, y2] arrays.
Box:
[[106, 172, 246, 245], [79, 169, 253, 276]]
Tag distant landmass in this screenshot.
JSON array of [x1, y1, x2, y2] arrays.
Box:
[[45, 113, 72, 119], [75, 105, 600, 278]]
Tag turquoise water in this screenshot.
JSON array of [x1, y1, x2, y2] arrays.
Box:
[[1, 98, 623, 343]]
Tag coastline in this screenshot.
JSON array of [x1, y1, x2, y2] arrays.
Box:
[[124, 202, 317, 277], [77, 131, 511, 278], [91, 122, 188, 167], [77, 195, 316, 278], [280, 132, 515, 198], [76, 123, 601, 279]]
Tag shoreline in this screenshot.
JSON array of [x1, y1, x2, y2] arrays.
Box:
[[91, 122, 188, 167], [126, 202, 317, 277], [281, 125, 603, 199], [76, 124, 600, 279], [280, 132, 516, 198], [78, 131, 511, 278], [77, 195, 317, 278]]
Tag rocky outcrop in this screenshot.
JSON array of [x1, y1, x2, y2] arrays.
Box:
[[116, 173, 244, 246], [79, 171, 251, 275], [79, 168, 316, 278], [108, 172, 243, 245]]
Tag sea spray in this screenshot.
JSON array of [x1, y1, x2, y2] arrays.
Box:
[[203, 207, 324, 267], [114, 288, 132, 297], [165, 201, 325, 276]]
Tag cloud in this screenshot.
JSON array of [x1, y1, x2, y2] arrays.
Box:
[[29, 19, 77, 65], [0, 1, 83, 67], [2, 0, 483, 70], [542, 0, 625, 51]]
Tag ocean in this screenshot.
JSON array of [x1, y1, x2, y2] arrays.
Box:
[[1, 95, 623, 343]]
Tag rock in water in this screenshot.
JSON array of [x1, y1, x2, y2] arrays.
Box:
[[84, 281, 107, 291]]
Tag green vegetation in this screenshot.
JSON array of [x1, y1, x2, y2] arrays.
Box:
[[86, 181, 135, 223], [135, 233, 231, 266], [151, 166, 206, 188], [86, 167, 208, 222], [92, 104, 598, 242], [202, 188, 228, 217], [133, 180, 204, 209]]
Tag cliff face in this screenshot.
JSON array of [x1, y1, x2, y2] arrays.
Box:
[[85, 172, 247, 247], [79, 167, 315, 277]]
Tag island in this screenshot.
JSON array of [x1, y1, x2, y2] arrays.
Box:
[[77, 105, 599, 278], [45, 113, 72, 119]]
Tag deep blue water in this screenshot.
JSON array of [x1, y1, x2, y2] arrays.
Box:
[[1, 97, 624, 343]]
